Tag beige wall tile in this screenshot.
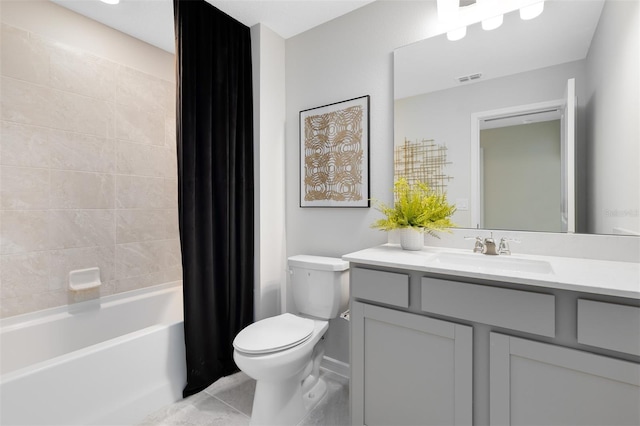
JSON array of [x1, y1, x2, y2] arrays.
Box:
[[116, 175, 174, 209], [116, 140, 175, 178], [1, 24, 50, 85], [164, 111, 177, 148], [50, 42, 117, 102], [0, 251, 51, 298], [1, 77, 114, 137], [1, 76, 63, 129], [0, 19, 177, 317], [67, 287, 101, 304], [116, 65, 166, 114], [53, 89, 114, 137], [114, 271, 167, 293], [1, 166, 50, 210], [164, 178, 178, 207], [115, 240, 167, 279], [0, 210, 50, 254], [161, 239, 183, 283], [1, 290, 67, 318], [115, 103, 164, 145], [49, 245, 115, 291], [50, 170, 115, 209], [162, 80, 175, 114], [1, 295, 31, 318], [164, 264, 184, 283], [0, 121, 50, 168], [116, 239, 183, 290], [116, 209, 178, 244], [50, 129, 115, 173], [163, 80, 177, 148], [49, 209, 115, 249]]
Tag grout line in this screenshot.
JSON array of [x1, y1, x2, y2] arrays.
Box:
[[209, 394, 252, 419]]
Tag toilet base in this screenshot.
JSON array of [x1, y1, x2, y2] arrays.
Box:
[[249, 376, 328, 426], [303, 376, 327, 412]]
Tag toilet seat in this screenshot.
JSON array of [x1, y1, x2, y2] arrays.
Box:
[[233, 313, 315, 355]]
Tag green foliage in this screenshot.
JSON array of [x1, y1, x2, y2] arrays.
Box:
[[371, 178, 456, 237]]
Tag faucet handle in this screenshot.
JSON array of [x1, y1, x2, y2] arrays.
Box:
[[498, 237, 520, 255], [464, 236, 484, 253]]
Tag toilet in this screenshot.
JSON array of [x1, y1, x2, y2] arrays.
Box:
[[233, 255, 349, 426]]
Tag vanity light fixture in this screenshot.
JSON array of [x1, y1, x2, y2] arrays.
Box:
[[482, 14, 503, 30], [100, 0, 120, 4], [478, 0, 503, 31], [440, 0, 544, 41], [520, 1, 545, 20], [447, 26, 467, 41], [437, 0, 461, 22]]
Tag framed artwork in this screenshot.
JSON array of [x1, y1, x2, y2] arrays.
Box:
[[299, 95, 370, 207]]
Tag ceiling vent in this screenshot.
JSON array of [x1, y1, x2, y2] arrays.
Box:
[[457, 72, 483, 83]]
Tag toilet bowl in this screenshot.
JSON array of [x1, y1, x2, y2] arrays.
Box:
[[233, 314, 329, 425], [232, 255, 349, 426]]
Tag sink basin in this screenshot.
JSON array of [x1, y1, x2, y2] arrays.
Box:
[[433, 252, 554, 275]]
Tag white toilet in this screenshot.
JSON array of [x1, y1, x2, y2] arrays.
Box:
[[233, 255, 349, 426]]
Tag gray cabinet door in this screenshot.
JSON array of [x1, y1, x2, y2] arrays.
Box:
[[490, 333, 640, 426], [351, 301, 473, 426]]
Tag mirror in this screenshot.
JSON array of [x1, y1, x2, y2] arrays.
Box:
[[394, 0, 639, 236]]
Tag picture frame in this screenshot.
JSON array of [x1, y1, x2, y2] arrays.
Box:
[[299, 95, 370, 208]]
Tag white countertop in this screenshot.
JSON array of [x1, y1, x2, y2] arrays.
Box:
[[343, 244, 640, 299]]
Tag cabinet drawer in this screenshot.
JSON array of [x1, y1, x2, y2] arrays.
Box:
[[578, 299, 640, 356], [422, 277, 555, 337], [351, 268, 409, 308]]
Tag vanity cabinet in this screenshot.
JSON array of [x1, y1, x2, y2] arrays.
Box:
[[490, 333, 640, 426], [351, 301, 472, 425], [350, 267, 472, 425], [348, 262, 640, 426]]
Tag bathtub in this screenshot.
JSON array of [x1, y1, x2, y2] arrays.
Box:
[[0, 282, 186, 425]]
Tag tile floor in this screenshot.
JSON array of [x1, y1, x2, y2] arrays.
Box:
[[139, 368, 350, 426]]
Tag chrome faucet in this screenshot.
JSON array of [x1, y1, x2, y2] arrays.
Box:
[[498, 237, 520, 255], [466, 233, 518, 255], [465, 236, 485, 253], [482, 234, 498, 255]]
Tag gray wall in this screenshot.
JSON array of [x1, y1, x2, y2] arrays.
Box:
[[585, 0, 639, 235], [284, 1, 440, 364], [251, 24, 287, 321]]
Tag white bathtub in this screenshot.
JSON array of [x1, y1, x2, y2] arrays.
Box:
[[0, 282, 186, 425]]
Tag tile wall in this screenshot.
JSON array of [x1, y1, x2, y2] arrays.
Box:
[[0, 23, 181, 317]]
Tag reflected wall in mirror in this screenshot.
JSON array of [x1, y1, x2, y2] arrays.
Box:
[[394, 0, 639, 236]]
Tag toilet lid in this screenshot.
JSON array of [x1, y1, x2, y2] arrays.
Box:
[[233, 313, 315, 355]]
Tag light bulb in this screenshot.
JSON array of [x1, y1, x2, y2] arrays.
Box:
[[447, 26, 467, 41], [520, 1, 544, 20], [437, 0, 460, 22], [482, 14, 503, 31]]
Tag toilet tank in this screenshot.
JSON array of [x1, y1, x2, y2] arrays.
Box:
[[288, 255, 349, 320]]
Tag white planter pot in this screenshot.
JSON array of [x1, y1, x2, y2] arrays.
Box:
[[399, 228, 424, 251]]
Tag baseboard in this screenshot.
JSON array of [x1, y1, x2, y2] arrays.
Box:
[[320, 356, 350, 379]]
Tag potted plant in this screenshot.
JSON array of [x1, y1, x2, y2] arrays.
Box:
[[371, 178, 456, 250]]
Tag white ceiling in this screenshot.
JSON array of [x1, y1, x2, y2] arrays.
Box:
[[51, 0, 375, 53]]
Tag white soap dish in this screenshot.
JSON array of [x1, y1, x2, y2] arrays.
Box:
[[68, 267, 101, 291]]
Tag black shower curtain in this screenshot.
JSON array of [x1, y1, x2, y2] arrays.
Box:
[[174, 0, 254, 398]]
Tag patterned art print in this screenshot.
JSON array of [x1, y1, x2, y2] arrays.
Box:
[[300, 96, 369, 207]]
